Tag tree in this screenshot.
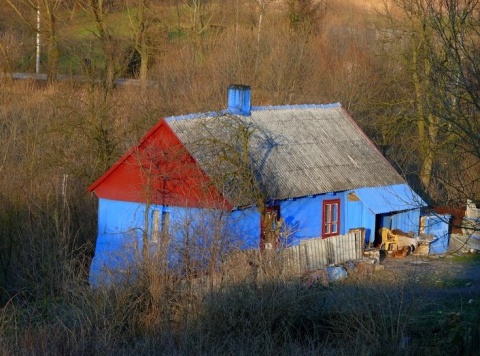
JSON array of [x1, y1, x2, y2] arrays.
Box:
[[286, 0, 326, 36], [379, 0, 450, 200], [80, 0, 124, 90], [427, 0, 480, 203], [6, 0, 65, 82], [252, 0, 274, 77], [125, 0, 160, 91], [128, 110, 289, 282], [124, 131, 242, 297], [383, 0, 480, 204], [187, 113, 286, 250]]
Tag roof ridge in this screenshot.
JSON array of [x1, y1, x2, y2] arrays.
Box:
[[251, 102, 341, 111], [165, 102, 342, 122]]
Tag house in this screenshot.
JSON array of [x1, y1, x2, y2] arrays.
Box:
[[87, 85, 427, 285]]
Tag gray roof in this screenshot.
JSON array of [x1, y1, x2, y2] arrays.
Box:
[[167, 103, 405, 205]]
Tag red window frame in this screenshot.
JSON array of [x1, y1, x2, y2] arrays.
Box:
[[322, 199, 340, 238]]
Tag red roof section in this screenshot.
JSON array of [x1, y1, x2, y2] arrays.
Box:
[[87, 119, 232, 210]]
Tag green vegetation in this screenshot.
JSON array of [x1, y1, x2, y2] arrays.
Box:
[[449, 254, 480, 265], [431, 277, 475, 289]]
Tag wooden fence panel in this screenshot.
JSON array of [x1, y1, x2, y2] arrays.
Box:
[[282, 232, 363, 273], [300, 237, 328, 270], [331, 232, 360, 264], [279, 245, 305, 276]]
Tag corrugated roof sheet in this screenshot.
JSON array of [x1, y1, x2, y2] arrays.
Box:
[[355, 184, 427, 214], [167, 104, 406, 204]]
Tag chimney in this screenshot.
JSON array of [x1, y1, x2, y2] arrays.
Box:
[[227, 84, 251, 116]]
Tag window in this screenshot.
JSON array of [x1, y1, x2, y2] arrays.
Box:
[[260, 205, 281, 250], [152, 210, 160, 242], [322, 199, 340, 238], [161, 210, 170, 238], [152, 209, 170, 242]]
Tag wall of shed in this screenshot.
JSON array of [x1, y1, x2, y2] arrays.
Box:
[[232, 192, 348, 248], [91, 191, 422, 285], [90, 198, 240, 286], [344, 195, 422, 245], [235, 190, 421, 248], [90, 199, 144, 285], [423, 214, 451, 254], [92, 192, 353, 284], [391, 209, 422, 234], [344, 199, 375, 244], [280, 193, 347, 245]]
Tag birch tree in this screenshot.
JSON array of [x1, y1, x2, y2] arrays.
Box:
[[6, 0, 65, 82]]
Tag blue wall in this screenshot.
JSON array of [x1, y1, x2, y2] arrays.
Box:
[[92, 193, 348, 284], [423, 214, 451, 254], [91, 199, 240, 285], [345, 198, 375, 243], [91, 188, 423, 285], [90, 199, 143, 285], [391, 210, 422, 234], [234, 192, 347, 247], [344, 196, 421, 245]]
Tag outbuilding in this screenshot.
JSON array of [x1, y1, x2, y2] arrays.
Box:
[[87, 85, 427, 285]]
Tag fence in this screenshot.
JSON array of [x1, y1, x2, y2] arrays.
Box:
[[188, 231, 365, 293], [279, 231, 364, 275]]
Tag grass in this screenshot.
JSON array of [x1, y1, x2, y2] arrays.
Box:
[[448, 253, 480, 264], [406, 292, 480, 355], [431, 277, 475, 289]]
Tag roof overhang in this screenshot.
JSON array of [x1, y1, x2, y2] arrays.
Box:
[[354, 184, 427, 215]]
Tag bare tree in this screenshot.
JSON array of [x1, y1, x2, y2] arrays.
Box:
[[379, 0, 450, 198], [427, 0, 480, 203], [251, 0, 274, 77], [125, 0, 161, 91], [124, 133, 242, 298], [382, 0, 480, 204], [186, 114, 286, 250], [6, 0, 65, 82], [286, 0, 326, 36], [80, 0, 124, 90]]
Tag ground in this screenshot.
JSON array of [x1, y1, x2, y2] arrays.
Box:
[[368, 252, 480, 353], [381, 251, 480, 296]]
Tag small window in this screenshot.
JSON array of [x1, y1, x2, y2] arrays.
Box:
[[152, 210, 160, 242], [152, 209, 170, 242], [260, 205, 281, 249], [322, 199, 340, 238], [161, 210, 170, 238]]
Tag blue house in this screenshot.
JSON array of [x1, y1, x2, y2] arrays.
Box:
[[87, 85, 426, 285]]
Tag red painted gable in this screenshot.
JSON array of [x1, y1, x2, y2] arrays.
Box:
[[88, 119, 232, 210]]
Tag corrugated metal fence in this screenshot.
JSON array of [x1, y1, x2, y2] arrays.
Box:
[[279, 231, 364, 274]]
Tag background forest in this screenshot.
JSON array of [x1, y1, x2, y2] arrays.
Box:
[[0, 0, 479, 354]]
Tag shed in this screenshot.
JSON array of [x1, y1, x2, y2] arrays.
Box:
[[87, 85, 427, 284]]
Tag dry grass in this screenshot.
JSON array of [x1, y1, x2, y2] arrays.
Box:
[[1, 251, 479, 355]]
